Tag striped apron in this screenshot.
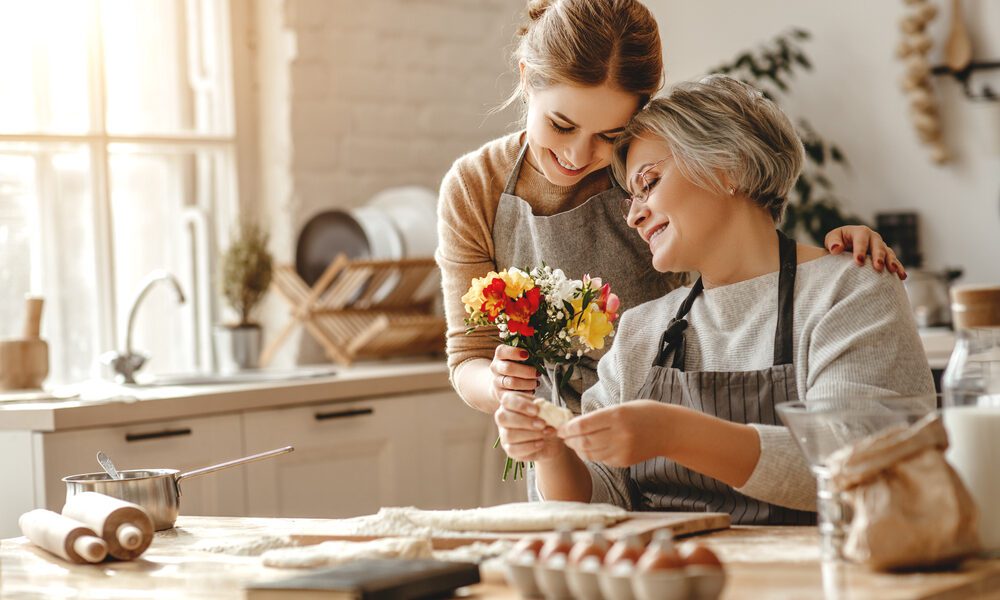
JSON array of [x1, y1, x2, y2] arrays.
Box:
[[628, 230, 815, 525], [491, 139, 675, 502]]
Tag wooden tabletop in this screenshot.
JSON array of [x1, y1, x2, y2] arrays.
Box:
[[2, 516, 1000, 599]]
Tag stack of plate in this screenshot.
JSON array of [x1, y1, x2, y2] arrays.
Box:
[[295, 186, 439, 300]]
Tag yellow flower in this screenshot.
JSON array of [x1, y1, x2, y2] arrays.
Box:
[[569, 302, 614, 350], [461, 272, 500, 314], [501, 268, 534, 299]]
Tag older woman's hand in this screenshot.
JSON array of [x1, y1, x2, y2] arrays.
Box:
[[495, 391, 565, 462], [825, 226, 907, 280], [489, 346, 540, 407], [557, 401, 671, 468]]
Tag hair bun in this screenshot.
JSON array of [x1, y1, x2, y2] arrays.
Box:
[[518, 0, 555, 36]]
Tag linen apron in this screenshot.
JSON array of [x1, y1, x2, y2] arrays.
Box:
[[484, 139, 674, 503], [597, 230, 816, 525]]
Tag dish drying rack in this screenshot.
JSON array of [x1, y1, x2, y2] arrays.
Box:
[[260, 255, 445, 366]]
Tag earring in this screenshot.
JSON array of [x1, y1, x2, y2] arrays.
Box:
[[729, 187, 736, 196]]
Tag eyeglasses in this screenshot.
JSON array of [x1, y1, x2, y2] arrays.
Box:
[[620, 157, 669, 219]]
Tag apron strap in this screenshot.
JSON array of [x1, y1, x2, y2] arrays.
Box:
[[654, 277, 703, 369], [503, 139, 531, 196], [773, 229, 797, 366]]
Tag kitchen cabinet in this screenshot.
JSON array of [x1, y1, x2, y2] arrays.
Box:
[[36, 414, 246, 518], [242, 391, 496, 518]]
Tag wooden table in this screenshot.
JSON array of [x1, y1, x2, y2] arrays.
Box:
[[2, 516, 1000, 599]]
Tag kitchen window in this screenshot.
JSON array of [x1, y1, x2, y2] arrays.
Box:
[[0, 0, 241, 384]]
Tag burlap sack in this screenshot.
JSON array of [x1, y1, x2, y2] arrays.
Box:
[[827, 414, 980, 570]]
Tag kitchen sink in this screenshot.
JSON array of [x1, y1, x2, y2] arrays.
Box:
[[135, 366, 338, 386]]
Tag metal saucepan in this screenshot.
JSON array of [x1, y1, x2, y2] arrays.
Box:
[[62, 446, 294, 531]]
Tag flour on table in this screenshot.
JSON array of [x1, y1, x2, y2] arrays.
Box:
[[534, 398, 573, 428], [389, 501, 627, 532], [193, 535, 299, 556], [261, 537, 432, 568], [432, 540, 515, 564]]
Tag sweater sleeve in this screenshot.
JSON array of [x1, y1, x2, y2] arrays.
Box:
[[435, 160, 501, 392], [735, 262, 935, 510], [581, 314, 637, 510]]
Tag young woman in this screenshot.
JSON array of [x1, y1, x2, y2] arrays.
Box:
[[436, 0, 905, 497], [493, 76, 934, 523]]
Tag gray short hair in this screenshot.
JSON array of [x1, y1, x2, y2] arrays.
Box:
[[612, 75, 804, 222]]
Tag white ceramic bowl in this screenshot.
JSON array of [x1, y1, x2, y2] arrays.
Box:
[[367, 186, 438, 257]]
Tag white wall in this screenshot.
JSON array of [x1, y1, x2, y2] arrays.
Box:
[[651, 0, 1000, 284]]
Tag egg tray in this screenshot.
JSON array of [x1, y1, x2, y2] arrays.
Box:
[[505, 557, 725, 600]]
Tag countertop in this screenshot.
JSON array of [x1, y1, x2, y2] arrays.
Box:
[[0, 359, 451, 432], [2, 516, 999, 599]]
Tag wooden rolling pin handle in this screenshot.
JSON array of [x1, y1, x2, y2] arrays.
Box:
[[117, 523, 143, 551], [73, 535, 109, 563], [23, 296, 44, 339]]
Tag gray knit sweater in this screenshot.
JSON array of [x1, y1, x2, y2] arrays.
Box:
[[582, 253, 936, 511]]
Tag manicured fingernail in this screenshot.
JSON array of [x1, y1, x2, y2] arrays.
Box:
[[875, 259, 883, 267], [830, 244, 842, 252], [519, 351, 528, 359]]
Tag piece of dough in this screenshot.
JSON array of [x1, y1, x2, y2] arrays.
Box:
[[261, 537, 432, 568], [533, 398, 573, 428], [386, 501, 627, 532]]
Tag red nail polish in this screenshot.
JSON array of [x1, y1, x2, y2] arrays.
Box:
[[831, 244, 842, 252]]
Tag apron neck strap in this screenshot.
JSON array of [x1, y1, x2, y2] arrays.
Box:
[[503, 139, 531, 196], [772, 228, 797, 366], [656, 229, 798, 369]]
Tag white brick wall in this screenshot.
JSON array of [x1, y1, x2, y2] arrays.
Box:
[[253, 0, 522, 364]]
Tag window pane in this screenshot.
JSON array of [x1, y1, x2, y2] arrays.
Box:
[[102, 0, 233, 136], [0, 143, 99, 385], [109, 145, 232, 375], [0, 2, 92, 133]]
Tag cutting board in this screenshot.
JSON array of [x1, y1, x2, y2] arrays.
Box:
[[291, 511, 730, 550]]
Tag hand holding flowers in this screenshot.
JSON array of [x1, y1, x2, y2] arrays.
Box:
[[462, 265, 621, 480]]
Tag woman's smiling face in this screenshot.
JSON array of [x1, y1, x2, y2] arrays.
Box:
[[524, 82, 640, 186], [623, 136, 731, 274]]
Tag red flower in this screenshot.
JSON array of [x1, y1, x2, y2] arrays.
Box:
[[480, 277, 507, 321], [505, 286, 541, 336]]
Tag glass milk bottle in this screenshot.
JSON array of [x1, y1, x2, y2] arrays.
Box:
[[942, 284, 1000, 556]]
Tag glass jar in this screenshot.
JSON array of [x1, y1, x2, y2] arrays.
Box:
[[942, 284, 1000, 556]]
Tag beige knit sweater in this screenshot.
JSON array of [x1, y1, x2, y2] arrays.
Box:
[[435, 131, 612, 386]]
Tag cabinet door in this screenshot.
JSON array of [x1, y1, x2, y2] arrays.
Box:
[[412, 392, 495, 510], [39, 414, 245, 517], [243, 396, 419, 519]]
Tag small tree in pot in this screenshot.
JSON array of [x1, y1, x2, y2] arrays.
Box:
[[216, 222, 273, 371]]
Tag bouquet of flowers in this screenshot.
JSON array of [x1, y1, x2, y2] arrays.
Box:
[[461, 265, 621, 480]]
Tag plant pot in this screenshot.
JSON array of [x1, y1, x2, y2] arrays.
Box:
[[213, 324, 262, 373]]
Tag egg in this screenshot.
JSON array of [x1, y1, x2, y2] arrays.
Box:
[[509, 536, 545, 563], [680, 542, 723, 569]]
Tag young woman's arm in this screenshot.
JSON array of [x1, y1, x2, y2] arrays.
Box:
[[824, 225, 907, 279]]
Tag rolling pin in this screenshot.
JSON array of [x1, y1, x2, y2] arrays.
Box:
[[0, 296, 49, 390], [62, 492, 155, 560], [18, 509, 108, 564]]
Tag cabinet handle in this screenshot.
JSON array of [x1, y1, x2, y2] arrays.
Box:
[[125, 428, 193, 442], [314, 408, 374, 421]]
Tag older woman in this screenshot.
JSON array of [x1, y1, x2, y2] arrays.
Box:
[[494, 76, 935, 524]]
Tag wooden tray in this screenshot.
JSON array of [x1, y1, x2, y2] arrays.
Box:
[[291, 511, 731, 550]]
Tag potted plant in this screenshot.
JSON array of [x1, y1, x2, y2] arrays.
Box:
[[215, 221, 273, 372]]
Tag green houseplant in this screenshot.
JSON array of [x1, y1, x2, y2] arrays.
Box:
[[710, 29, 868, 243], [215, 222, 273, 371]]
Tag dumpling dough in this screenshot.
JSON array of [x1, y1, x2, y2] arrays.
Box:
[[533, 398, 573, 428], [261, 537, 432, 568], [387, 501, 627, 532]]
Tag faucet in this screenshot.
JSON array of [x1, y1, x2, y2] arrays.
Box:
[[102, 270, 186, 383]]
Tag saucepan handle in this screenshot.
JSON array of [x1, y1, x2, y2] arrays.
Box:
[[176, 446, 295, 482]]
